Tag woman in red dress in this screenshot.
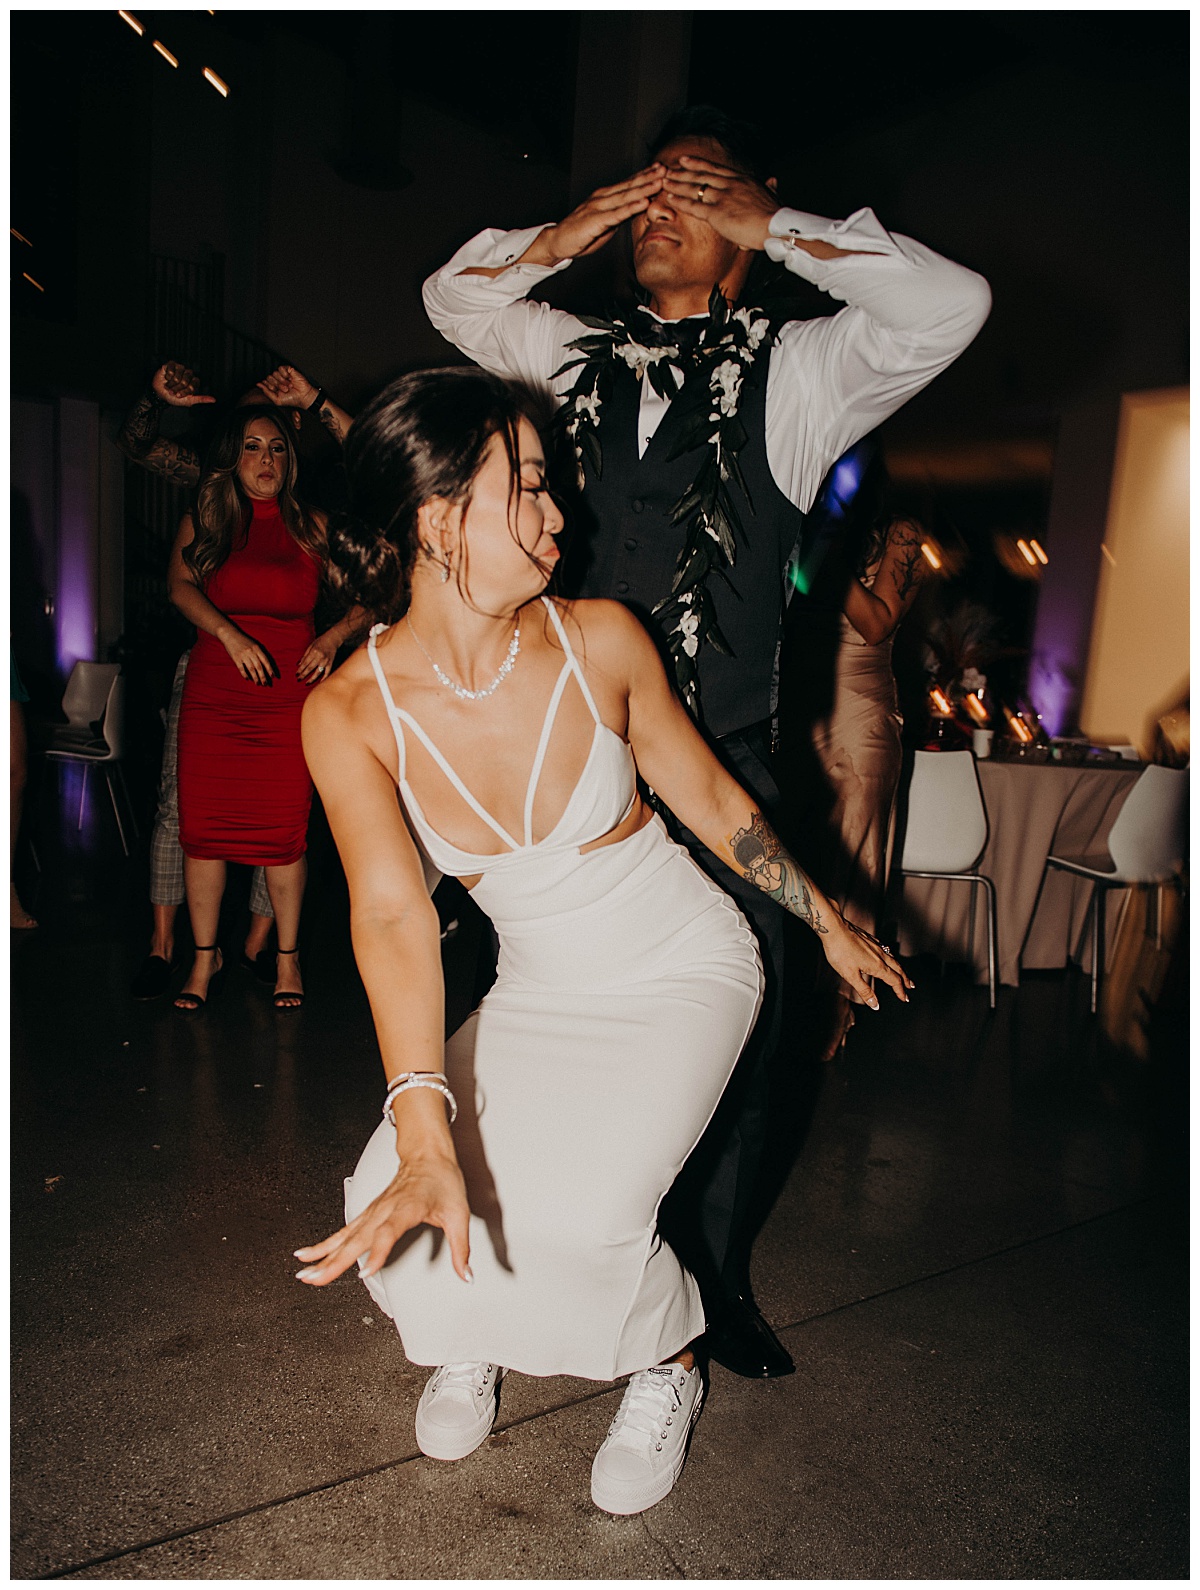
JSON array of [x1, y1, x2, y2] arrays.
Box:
[[169, 406, 362, 1010]]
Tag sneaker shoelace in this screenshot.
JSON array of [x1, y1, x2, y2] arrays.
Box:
[[431, 1362, 496, 1399], [607, 1366, 688, 1452]]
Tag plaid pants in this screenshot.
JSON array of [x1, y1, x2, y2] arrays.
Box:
[[150, 651, 273, 917]]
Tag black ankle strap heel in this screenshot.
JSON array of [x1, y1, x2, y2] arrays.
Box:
[[273, 948, 304, 1010], [173, 946, 223, 1012]]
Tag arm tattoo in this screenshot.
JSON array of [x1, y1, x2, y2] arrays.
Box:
[[888, 521, 926, 606], [317, 402, 346, 445], [140, 439, 201, 489], [117, 391, 163, 459], [118, 391, 201, 486], [730, 812, 829, 934]]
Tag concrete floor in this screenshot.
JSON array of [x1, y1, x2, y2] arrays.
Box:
[[10, 772, 1188, 1580]]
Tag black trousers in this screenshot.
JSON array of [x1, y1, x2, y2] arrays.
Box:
[[657, 727, 787, 1302]]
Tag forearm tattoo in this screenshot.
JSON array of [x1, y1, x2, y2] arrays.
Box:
[[140, 439, 201, 488], [118, 392, 201, 486], [118, 391, 163, 459], [730, 812, 828, 934], [317, 402, 346, 445]]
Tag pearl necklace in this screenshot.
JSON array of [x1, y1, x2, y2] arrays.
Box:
[[406, 615, 521, 702]]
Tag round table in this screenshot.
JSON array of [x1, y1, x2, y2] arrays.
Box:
[[896, 758, 1142, 985]]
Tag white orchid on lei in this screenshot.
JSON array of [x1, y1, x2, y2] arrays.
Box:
[[615, 341, 679, 380], [553, 287, 775, 720]]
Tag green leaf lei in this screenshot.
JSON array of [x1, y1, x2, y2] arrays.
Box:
[[553, 287, 773, 719]]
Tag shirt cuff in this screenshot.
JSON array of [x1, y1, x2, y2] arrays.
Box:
[[442, 225, 573, 286], [763, 206, 900, 277]]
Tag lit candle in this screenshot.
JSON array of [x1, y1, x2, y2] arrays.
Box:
[[964, 691, 990, 725]]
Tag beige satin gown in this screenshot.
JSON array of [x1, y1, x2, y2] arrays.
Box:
[[808, 556, 904, 937]]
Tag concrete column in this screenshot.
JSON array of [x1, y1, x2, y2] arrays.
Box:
[[98, 413, 126, 658], [1027, 395, 1122, 736], [55, 398, 101, 674]]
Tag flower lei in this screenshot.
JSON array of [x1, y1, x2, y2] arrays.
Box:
[[553, 288, 772, 718]]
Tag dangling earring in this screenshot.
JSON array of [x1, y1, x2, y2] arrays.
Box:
[[440, 559, 452, 585]]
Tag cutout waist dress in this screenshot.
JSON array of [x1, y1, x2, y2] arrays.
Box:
[[348, 596, 764, 1379]]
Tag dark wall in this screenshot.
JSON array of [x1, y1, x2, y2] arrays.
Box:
[[690, 11, 1188, 449]]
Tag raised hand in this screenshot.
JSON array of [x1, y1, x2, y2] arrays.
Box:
[[257, 364, 318, 410], [820, 917, 912, 1010], [295, 1157, 472, 1286], [221, 628, 279, 686], [661, 154, 779, 252], [529, 165, 667, 265], [151, 361, 216, 407]]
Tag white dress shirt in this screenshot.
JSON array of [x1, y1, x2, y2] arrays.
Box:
[[422, 206, 991, 515]]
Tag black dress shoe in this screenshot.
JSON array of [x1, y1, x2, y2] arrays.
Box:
[[130, 954, 173, 1001], [704, 1292, 795, 1379]]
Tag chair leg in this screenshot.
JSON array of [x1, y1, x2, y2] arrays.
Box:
[[1089, 884, 1106, 1016], [77, 762, 89, 830], [978, 875, 998, 1010], [1148, 883, 1162, 950], [105, 769, 130, 857], [115, 763, 140, 840]]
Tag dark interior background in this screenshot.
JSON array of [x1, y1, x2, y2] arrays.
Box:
[[10, 9, 1188, 752]]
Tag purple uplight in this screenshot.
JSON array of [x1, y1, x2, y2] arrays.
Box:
[[1026, 644, 1076, 738], [56, 523, 97, 675]]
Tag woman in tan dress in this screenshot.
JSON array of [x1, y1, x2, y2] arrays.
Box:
[[805, 512, 929, 1057]]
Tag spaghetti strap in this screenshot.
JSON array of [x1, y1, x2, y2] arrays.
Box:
[[523, 662, 573, 847], [367, 624, 407, 782], [541, 597, 602, 726], [394, 708, 522, 853]]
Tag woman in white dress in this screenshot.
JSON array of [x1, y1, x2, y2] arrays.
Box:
[[296, 369, 910, 1516]]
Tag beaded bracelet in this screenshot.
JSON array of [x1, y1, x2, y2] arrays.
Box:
[[383, 1071, 458, 1126]]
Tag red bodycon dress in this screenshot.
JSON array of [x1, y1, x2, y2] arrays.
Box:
[[178, 499, 321, 865]]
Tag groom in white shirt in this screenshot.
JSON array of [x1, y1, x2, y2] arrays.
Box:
[[424, 107, 990, 1378]]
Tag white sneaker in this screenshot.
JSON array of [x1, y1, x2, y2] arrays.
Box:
[[414, 1362, 503, 1461], [590, 1361, 705, 1515]]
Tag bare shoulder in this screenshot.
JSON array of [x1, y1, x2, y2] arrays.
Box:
[[550, 597, 654, 663], [302, 644, 386, 743]]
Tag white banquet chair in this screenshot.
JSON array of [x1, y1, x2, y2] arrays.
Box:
[[895, 749, 997, 1008], [43, 662, 139, 855], [1042, 764, 1188, 1013]]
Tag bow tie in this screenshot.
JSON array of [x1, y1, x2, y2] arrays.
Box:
[[633, 308, 706, 359]]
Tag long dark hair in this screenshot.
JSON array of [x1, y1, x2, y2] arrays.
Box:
[[185, 405, 324, 586], [328, 367, 539, 623], [648, 104, 774, 183]]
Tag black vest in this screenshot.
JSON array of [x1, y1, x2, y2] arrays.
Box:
[[567, 328, 805, 739]]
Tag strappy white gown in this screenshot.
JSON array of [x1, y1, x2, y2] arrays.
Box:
[[345, 599, 763, 1380]]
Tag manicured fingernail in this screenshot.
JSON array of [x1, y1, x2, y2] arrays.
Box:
[[869, 998, 879, 1011], [296, 1267, 319, 1281], [293, 1249, 309, 1259], [462, 1266, 474, 1284]]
